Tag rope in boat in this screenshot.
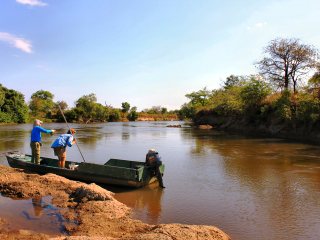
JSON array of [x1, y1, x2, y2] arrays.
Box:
[[58, 104, 86, 162]]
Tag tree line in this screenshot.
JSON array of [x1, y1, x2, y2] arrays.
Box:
[[179, 38, 320, 128], [0, 88, 178, 123]]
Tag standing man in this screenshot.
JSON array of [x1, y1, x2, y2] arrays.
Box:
[[145, 149, 165, 188], [30, 119, 56, 164], [51, 128, 76, 168]]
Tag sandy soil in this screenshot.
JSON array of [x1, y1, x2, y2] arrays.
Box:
[[0, 165, 230, 240]]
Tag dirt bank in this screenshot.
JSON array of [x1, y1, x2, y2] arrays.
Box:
[[0, 165, 230, 240]]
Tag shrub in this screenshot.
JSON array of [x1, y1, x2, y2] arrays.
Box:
[[295, 93, 320, 123], [240, 78, 271, 107], [0, 112, 12, 123]]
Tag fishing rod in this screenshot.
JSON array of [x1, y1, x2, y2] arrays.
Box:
[[58, 104, 86, 162]]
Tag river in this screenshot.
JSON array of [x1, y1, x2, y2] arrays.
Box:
[[0, 121, 320, 240]]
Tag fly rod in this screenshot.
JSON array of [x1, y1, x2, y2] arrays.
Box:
[[58, 104, 86, 162]]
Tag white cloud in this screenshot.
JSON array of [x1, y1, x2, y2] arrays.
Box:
[[247, 22, 267, 30], [16, 0, 47, 7], [0, 32, 33, 53]]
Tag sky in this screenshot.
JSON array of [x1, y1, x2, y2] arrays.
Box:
[[1, 0, 320, 111]]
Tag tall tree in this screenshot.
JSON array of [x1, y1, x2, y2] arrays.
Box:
[[75, 93, 97, 123], [257, 38, 318, 93], [29, 90, 55, 118]]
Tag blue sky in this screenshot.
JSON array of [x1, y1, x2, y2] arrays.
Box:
[[1, 0, 320, 110]]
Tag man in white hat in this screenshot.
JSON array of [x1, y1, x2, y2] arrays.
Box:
[[145, 148, 165, 188], [30, 119, 56, 164]]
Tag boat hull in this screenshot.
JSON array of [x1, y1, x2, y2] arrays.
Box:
[[6, 154, 164, 188]]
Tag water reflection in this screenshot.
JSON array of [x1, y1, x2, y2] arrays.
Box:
[[111, 183, 164, 224], [31, 197, 43, 217], [0, 125, 28, 153], [0, 194, 74, 234], [121, 124, 130, 141], [180, 128, 320, 239], [74, 126, 104, 145]]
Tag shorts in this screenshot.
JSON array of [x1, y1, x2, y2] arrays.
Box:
[[53, 146, 66, 157]]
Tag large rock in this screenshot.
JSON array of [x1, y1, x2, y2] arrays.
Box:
[[71, 183, 114, 202]]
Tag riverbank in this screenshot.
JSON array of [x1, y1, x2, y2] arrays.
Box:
[[194, 112, 320, 144], [0, 165, 230, 240]]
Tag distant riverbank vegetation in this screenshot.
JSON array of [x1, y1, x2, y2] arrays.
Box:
[[0, 87, 179, 123], [179, 38, 320, 139], [1, 38, 320, 131]]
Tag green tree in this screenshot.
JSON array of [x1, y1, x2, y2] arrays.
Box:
[[108, 108, 121, 122], [178, 103, 196, 119], [208, 87, 244, 116], [161, 107, 168, 114], [56, 101, 68, 111], [0, 84, 28, 123], [308, 67, 320, 99], [185, 87, 211, 107], [53, 101, 69, 121], [257, 38, 318, 93], [127, 106, 138, 121], [223, 75, 245, 89], [240, 77, 271, 107], [59, 109, 77, 122], [29, 90, 55, 118], [144, 106, 162, 114], [95, 103, 109, 122], [121, 102, 131, 113], [75, 93, 97, 123]]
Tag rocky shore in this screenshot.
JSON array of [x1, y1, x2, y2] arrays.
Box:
[[0, 165, 230, 240]]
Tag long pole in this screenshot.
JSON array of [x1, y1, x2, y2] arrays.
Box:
[[58, 105, 86, 162]]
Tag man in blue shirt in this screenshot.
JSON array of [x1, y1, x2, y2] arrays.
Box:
[[51, 128, 76, 168], [30, 119, 56, 164]]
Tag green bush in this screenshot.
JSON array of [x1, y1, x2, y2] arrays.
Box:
[[240, 78, 271, 107], [0, 85, 29, 123], [0, 112, 13, 123], [209, 87, 244, 116], [178, 104, 196, 120], [295, 93, 320, 123], [127, 110, 138, 121], [108, 109, 121, 122], [272, 90, 292, 121]]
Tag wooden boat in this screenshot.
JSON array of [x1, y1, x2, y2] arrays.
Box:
[[6, 153, 165, 188]]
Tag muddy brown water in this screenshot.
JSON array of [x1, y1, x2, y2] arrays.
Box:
[[0, 194, 73, 235], [0, 122, 320, 240]]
